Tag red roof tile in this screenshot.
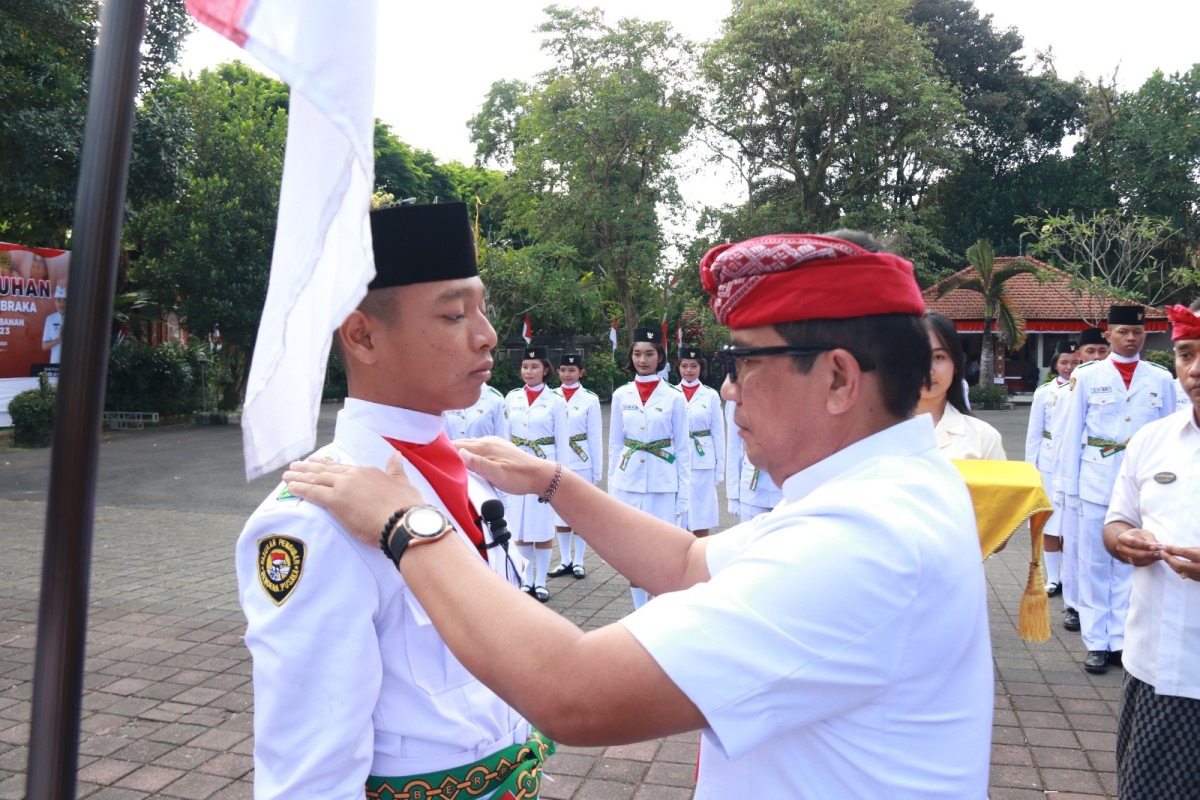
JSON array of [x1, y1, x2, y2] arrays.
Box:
[[922, 257, 1167, 332]]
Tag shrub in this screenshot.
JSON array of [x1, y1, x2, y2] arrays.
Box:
[[323, 351, 347, 401], [969, 382, 1010, 408], [1143, 349, 1176, 377], [10, 373, 56, 447], [105, 341, 202, 415], [580, 349, 624, 403]]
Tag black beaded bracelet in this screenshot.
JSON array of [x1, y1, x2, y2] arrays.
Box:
[[537, 462, 564, 504], [379, 509, 405, 561]]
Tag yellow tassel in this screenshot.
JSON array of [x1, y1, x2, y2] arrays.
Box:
[[1018, 559, 1051, 643]]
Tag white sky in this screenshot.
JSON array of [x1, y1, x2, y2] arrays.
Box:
[[178, 0, 1200, 225]]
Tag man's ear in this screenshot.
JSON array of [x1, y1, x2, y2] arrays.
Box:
[[825, 349, 861, 416], [339, 310, 379, 366]]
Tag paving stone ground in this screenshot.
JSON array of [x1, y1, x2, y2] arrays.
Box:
[[1, 401, 1122, 798]]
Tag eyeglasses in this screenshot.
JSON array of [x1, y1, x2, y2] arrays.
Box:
[[719, 344, 875, 383]]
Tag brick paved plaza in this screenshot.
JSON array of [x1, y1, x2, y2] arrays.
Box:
[[1, 403, 1123, 798]]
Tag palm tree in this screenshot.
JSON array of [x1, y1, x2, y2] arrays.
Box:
[[936, 239, 1037, 390]]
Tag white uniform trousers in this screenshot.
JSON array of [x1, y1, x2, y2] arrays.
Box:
[[552, 466, 593, 528], [1076, 498, 1133, 652], [1058, 492, 1082, 612], [682, 468, 719, 531], [611, 488, 677, 526]]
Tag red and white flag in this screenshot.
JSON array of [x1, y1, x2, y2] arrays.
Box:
[[186, 0, 379, 480], [609, 319, 618, 353], [676, 322, 683, 350], [522, 314, 533, 344]]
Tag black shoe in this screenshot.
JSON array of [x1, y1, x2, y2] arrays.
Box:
[[1063, 608, 1081, 632], [1045, 582, 1061, 597], [546, 563, 574, 578], [1083, 650, 1109, 674], [572, 563, 586, 579], [1107, 650, 1124, 667]]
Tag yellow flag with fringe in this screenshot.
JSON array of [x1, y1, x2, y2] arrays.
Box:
[[953, 459, 1054, 643]]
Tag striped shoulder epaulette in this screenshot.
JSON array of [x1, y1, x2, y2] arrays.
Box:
[[487, 386, 504, 398]]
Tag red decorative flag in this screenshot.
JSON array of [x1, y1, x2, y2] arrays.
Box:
[[609, 319, 618, 353], [522, 314, 533, 344]]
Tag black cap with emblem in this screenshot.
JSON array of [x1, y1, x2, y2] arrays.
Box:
[[679, 347, 704, 362], [559, 352, 582, 367], [368, 203, 477, 291], [522, 346, 549, 361], [1054, 340, 1078, 355], [1079, 327, 1106, 346], [633, 328, 660, 343], [1107, 305, 1146, 326]]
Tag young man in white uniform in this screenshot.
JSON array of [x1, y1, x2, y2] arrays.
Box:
[[41, 283, 66, 364], [723, 399, 782, 521], [236, 204, 549, 799], [1103, 299, 1200, 799], [1056, 305, 1177, 673], [1025, 340, 1079, 595], [547, 352, 603, 578], [1049, 327, 1110, 633], [444, 383, 508, 441], [284, 229, 993, 798]]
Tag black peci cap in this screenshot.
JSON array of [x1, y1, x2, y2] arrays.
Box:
[[368, 203, 477, 291]]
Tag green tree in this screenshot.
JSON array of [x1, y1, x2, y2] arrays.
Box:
[[700, 0, 963, 237], [936, 239, 1037, 387], [0, 0, 192, 245], [469, 5, 698, 342], [127, 63, 290, 398]]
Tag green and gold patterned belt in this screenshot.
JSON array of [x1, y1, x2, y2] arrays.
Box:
[[366, 730, 555, 800], [689, 429, 711, 455], [619, 437, 675, 470], [568, 432, 589, 461], [1086, 436, 1129, 458], [511, 435, 555, 459]]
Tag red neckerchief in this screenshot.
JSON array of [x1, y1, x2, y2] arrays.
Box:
[[524, 386, 543, 406], [561, 385, 579, 403], [382, 433, 485, 558], [1114, 359, 1137, 389], [636, 380, 658, 405], [681, 383, 699, 402]]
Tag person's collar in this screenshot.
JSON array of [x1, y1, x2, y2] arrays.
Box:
[[680, 379, 701, 387], [525, 383, 546, 392], [635, 374, 659, 383], [1110, 351, 1140, 364], [780, 415, 937, 504], [1055, 376, 1068, 386], [342, 397, 444, 444], [560, 382, 581, 389], [936, 402, 966, 435]]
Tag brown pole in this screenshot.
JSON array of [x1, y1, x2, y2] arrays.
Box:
[[25, 0, 146, 796]]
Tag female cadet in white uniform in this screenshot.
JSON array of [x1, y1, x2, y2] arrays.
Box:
[[1025, 340, 1080, 594], [444, 383, 508, 441], [608, 327, 691, 609], [724, 399, 783, 521], [505, 346, 568, 601], [677, 346, 724, 536], [916, 311, 1006, 461], [547, 353, 603, 579]]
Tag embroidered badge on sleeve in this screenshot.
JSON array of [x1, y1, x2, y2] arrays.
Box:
[[257, 535, 306, 605]]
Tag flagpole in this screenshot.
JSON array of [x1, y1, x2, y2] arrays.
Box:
[[26, 0, 146, 796]]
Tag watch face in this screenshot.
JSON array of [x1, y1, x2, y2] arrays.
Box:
[[406, 506, 448, 539]]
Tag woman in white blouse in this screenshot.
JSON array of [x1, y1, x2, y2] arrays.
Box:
[[916, 312, 1006, 461]]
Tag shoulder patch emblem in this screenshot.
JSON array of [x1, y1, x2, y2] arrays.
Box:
[[257, 535, 307, 605], [1068, 376, 1077, 391], [276, 483, 295, 501]]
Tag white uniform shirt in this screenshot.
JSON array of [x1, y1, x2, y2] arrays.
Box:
[[443, 384, 508, 441], [682, 382, 724, 477], [236, 400, 528, 799], [504, 385, 568, 462], [607, 379, 691, 515], [553, 383, 603, 480], [1057, 356, 1177, 504], [1106, 408, 1200, 699], [1177, 377, 1192, 413], [932, 404, 1007, 461], [622, 415, 993, 798], [1025, 377, 1067, 467], [42, 310, 63, 363], [724, 399, 782, 511]]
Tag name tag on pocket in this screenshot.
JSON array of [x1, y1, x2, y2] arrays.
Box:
[[1090, 386, 1112, 394]]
